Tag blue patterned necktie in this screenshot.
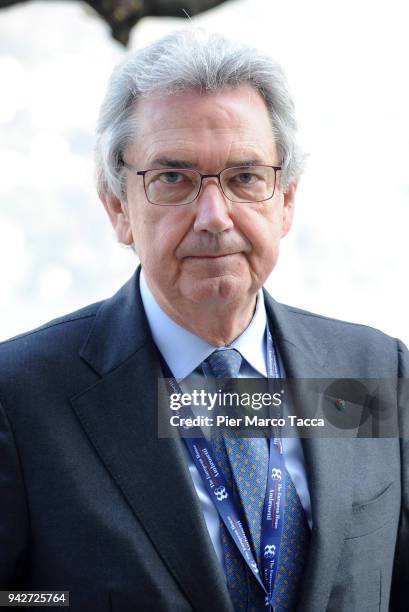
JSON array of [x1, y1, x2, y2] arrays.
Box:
[[205, 348, 310, 612]]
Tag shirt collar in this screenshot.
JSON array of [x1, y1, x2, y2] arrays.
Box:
[[140, 269, 267, 381]]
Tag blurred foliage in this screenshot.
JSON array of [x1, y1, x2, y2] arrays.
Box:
[[0, 0, 228, 45]]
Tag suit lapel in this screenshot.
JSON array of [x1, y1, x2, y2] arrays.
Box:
[[71, 270, 233, 612], [264, 292, 355, 612]]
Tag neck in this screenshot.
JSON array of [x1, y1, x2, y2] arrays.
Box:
[[152, 290, 257, 346]]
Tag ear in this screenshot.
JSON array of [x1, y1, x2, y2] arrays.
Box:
[[99, 191, 133, 245], [281, 182, 297, 238]]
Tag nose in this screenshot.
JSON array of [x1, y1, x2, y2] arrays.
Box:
[[193, 179, 234, 234]]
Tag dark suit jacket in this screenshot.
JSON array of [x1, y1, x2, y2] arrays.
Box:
[[0, 269, 408, 611]]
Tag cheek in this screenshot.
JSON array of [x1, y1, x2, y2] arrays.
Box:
[[235, 207, 283, 274], [133, 208, 192, 267], [237, 206, 280, 251]]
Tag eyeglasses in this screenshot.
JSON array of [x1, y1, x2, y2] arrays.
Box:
[[121, 161, 282, 206]]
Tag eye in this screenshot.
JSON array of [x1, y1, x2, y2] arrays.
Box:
[[157, 171, 186, 184], [232, 172, 258, 184]]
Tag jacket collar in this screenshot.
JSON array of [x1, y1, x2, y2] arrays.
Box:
[[263, 289, 331, 378], [80, 268, 150, 376], [80, 269, 331, 379]]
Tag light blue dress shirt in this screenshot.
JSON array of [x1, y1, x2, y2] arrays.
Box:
[[139, 270, 312, 567]]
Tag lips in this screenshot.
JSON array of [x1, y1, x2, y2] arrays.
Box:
[[187, 252, 239, 258]]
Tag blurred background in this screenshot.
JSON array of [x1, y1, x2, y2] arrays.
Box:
[[0, 0, 408, 345]]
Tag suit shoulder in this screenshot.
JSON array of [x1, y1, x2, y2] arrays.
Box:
[[285, 302, 391, 333], [0, 301, 101, 359], [268, 300, 407, 378], [277, 301, 400, 351], [0, 301, 106, 424]]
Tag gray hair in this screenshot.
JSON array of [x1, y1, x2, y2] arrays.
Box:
[[95, 29, 305, 199]]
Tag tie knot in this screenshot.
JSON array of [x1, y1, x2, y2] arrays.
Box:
[[206, 349, 242, 379]]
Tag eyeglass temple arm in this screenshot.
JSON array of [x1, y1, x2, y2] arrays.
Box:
[[121, 159, 146, 176]]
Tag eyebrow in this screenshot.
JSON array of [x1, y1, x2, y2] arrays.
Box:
[[148, 157, 268, 169], [150, 158, 196, 169]]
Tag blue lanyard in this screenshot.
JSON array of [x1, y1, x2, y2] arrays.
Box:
[[162, 329, 285, 609]]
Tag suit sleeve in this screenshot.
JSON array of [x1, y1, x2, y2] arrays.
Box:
[[390, 339, 409, 610], [0, 399, 30, 586]]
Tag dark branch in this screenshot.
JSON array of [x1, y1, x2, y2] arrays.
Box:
[[0, 0, 229, 46]]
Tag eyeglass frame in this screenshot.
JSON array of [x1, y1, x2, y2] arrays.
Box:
[[121, 160, 282, 206]]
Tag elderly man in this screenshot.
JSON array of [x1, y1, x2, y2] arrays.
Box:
[[0, 30, 408, 612]]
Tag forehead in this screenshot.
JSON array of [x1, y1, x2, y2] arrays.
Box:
[[127, 85, 278, 168]]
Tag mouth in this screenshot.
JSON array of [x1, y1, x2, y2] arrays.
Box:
[[185, 252, 240, 259]]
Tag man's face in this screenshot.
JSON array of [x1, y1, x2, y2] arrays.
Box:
[[106, 85, 296, 310]]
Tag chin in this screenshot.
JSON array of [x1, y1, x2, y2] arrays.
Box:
[[180, 275, 249, 305]]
